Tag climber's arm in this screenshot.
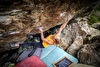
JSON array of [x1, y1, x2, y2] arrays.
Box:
[[56, 19, 69, 35], [39, 28, 54, 45], [56, 15, 72, 36]]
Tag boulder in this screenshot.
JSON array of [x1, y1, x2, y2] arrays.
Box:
[[77, 36, 100, 67]]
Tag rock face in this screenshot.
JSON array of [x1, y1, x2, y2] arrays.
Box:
[[67, 36, 83, 57], [0, 1, 100, 67], [77, 36, 100, 67], [76, 23, 100, 66], [92, 23, 100, 31], [0, 0, 100, 51]]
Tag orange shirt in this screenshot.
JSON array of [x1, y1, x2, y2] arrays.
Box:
[[42, 34, 54, 48]]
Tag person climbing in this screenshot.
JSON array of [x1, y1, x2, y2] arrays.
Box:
[[38, 14, 72, 47], [9, 14, 72, 48]]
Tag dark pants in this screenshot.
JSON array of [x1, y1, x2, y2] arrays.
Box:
[[19, 42, 44, 48], [20, 34, 44, 48]]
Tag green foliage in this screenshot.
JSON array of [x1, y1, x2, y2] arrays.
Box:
[[87, 6, 100, 25], [94, 6, 100, 11], [88, 15, 100, 25]]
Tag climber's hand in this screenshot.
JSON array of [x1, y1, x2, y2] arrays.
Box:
[[67, 14, 72, 21], [38, 26, 44, 32]]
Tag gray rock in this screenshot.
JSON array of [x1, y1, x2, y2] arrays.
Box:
[[77, 17, 90, 34], [77, 43, 100, 67], [92, 22, 100, 30], [95, 11, 100, 17], [89, 27, 100, 37], [72, 64, 95, 67], [67, 36, 83, 57]]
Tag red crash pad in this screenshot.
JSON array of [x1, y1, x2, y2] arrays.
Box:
[[14, 56, 46, 67]]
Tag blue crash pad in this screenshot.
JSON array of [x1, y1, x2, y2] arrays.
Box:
[[40, 45, 78, 67]]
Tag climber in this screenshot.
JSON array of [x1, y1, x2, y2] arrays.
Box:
[[38, 14, 72, 47], [9, 14, 72, 48]]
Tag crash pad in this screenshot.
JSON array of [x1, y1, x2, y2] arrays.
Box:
[[14, 56, 46, 67], [40, 45, 78, 67]]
